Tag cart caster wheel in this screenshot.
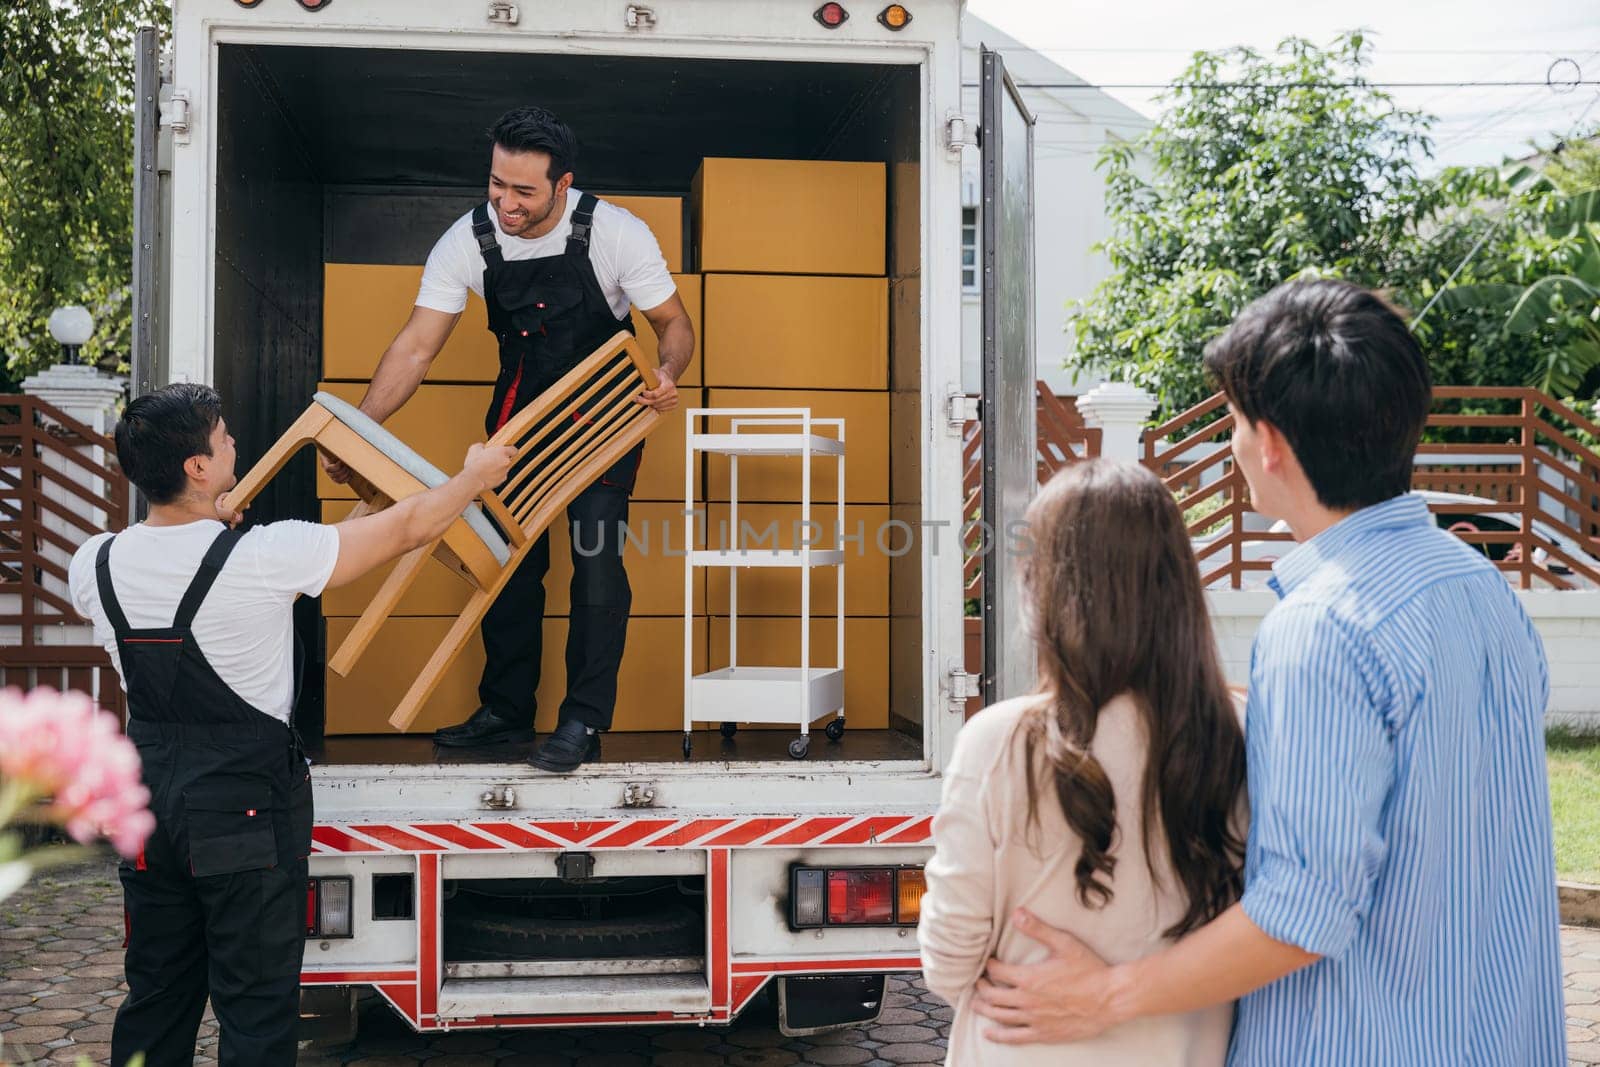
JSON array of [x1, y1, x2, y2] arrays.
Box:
[[682, 735, 692, 760], [788, 737, 809, 760], [720, 722, 738, 740], [824, 719, 846, 742]]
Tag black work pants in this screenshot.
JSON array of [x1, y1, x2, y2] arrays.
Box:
[[479, 443, 642, 731], [112, 822, 306, 1066]]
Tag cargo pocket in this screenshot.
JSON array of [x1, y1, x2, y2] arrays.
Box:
[[184, 782, 277, 876]]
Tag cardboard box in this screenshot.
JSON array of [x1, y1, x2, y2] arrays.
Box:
[[632, 389, 700, 503], [702, 389, 888, 503], [320, 500, 703, 618], [703, 503, 889, 616], [693, 158, 885, 276], [323, 264, 499, 383], [705, 616, 887, 729], [325, 616, 707, 735], [633, 274, 702, 387], [702, 275, 887, 390], [315, 383, 493, 500], [604, 195, 685, 273]]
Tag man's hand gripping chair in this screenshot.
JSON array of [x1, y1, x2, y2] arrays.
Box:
[[219, 330, 662, 731]]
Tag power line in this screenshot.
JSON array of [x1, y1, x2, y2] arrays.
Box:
[[967, 80, 1600, 90]]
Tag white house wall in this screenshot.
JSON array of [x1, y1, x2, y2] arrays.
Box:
[[958, 15, 1151, 395]]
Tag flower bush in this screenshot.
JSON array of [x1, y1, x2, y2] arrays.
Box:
[[0, 686, 154, 903]]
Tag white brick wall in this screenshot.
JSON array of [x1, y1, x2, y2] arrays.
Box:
[[1208, 589, 1600, 730]]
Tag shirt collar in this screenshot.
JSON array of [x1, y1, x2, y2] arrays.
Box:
[[1268, 493, 1431, 598]]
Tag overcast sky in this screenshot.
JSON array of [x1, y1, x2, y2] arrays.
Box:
[[967, 0, 1600, 170]]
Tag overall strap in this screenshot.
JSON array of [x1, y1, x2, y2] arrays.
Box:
[[565, 193, 599, 258], [93, 536, 133, 637], [471, 202, 505, 270], [172, 528, 246, 630]]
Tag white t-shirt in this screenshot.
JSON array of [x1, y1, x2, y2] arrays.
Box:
[[68, 520, 341, 725], [416, 189, 677, 320]]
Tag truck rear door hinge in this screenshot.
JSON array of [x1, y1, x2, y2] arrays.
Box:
[[622, 782, 657, 808], [160, 89, 191, 145], [946, 390, 978, 435], [487, 1, 520, 25], [947, 666, 980, 713], [944, 112, 976, 153]]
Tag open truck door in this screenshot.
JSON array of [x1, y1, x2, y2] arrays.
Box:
[[131, 25, 170, 404], [978, 46, 1037, 707]]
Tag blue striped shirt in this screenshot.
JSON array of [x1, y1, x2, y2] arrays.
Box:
[[1229, 493, 1565, 1066]]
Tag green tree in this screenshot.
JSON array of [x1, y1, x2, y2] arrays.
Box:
[[0, 0, 166, 381], [1067, 33, 1444, 417]]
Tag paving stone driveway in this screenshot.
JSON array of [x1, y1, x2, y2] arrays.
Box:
[[3, 859, 1599, 1065]]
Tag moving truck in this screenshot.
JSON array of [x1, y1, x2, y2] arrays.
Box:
[[131, 0, 1038, 1039]]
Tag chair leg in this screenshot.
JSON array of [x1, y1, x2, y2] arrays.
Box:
[[387, 588, 495, 732], [327, 542, 434, 677], [219, 404, 335, 514]]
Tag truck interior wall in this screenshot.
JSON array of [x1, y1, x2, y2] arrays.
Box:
[[216, 43, 925, 754], [214, 46, 328, 738]]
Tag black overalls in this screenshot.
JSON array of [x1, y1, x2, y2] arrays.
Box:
[[474, 193, 643, 731], [99, 530, 312, 1067]]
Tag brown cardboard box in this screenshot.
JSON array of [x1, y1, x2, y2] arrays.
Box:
[[323, 264, 499, 383], [325, 616, 707, 734], [702, 389, 887, 503], [633, 274, 702, 387], [632, 390, 700, 503], [693, 158, 885, 276], [703, 503, 889, 617], [702, 275, 887, 390], [706, 616, 887, 729], [605, 195, 685, 273], [319, 500, 704, 618], [315, 383, 493, 500]]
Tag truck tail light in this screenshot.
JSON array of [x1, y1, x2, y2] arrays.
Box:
[[306, 877, 353, 938], [814, 3, 849, 27], [789, 865, 924, 928]]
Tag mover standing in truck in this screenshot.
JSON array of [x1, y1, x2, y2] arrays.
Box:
[[68, 383, 515, 1067], [325, 105, 694, 772]]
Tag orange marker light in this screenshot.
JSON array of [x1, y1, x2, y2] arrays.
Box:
[[878, 4, 912, 29], [896, 868, 926, 923]]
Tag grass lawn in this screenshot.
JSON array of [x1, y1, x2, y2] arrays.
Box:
[[1549, 728, 1600, 885]]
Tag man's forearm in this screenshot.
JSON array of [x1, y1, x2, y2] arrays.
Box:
[[1106, 904, 1318, 1023], [655, 315, 694, 383], [391, 469, 489, 551], [359, 343, 432, 423]]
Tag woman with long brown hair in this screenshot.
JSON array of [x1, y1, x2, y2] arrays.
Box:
[[919, 458, 1247, 1066]]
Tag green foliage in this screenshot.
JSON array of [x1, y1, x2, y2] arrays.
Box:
[[1067, 30, 1600, 420], [0, 0, 167, 378], [1067, 34, 1443, 417], [1548, 726, 1600, 884]]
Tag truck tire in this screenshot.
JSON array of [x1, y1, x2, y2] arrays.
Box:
[[444, 904, 702, 961]]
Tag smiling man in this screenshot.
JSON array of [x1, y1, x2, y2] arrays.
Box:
[[328, 105, 694, 772]]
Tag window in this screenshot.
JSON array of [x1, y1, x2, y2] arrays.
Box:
[[961, 206, 979, 292]]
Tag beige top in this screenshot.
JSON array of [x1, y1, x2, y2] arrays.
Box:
[[918, 693, 1237, 1067]]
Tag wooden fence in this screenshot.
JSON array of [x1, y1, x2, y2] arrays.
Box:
[[1146, 386, 1600, 590], [1, 394, 128, 719]]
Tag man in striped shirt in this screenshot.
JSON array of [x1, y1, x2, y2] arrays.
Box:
[[970, 279, 1566, 1064]]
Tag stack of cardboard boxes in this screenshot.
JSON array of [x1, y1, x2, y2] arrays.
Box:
[[318, 168, 893, 735]]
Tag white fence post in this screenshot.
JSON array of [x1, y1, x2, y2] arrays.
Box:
[[1075, 381, 1157, 465]]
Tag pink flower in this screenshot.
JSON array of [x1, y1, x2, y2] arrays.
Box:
[[0, 687, 154, 860]]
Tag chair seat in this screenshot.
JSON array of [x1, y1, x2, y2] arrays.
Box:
[[315, 392, 512, 566]]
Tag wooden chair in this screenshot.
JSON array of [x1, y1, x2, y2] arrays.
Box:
[[220, 329, 662, 730]]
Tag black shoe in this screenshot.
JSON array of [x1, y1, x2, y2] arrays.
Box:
[[528, 719, 601, 773], [432, 705, 535, 748]]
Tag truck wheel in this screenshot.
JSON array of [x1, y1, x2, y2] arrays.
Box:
[[788, 737, 809, 759], [824, 718, 845, 742], [444, 904, 703, 961], [682, 733, 692, 759]]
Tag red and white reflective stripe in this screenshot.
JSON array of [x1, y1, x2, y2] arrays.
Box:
[[309, 814, 935, 854]]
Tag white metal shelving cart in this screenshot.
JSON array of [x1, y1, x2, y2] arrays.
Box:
[[683, 408, 845, 759]]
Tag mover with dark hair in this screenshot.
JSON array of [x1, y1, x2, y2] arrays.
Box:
[[326, 104, 696, 772], [67, 384, 514, 1067]]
